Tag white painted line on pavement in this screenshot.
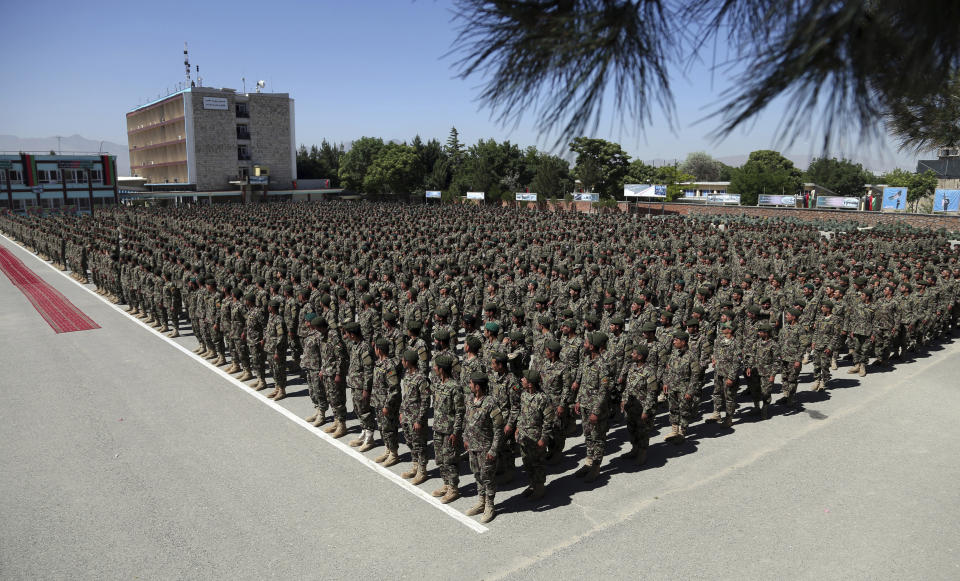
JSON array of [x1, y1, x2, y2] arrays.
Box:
[[0, 233, 489, 534]]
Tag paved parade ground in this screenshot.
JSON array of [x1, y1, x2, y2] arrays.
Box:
[[1, 233, 959, 580]]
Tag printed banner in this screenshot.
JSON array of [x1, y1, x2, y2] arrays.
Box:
[[758, 194, 795, 206], [425, 190, 442, 199], [624, 184, 667, 198], [100, 155, 116, 186], [572, 193, 599, 202], [881, 187, 907, 211], [706, 194, 740, 204], [466, 191, 484, 200], [933, 189, 960, 212], [515, 193, 537, 201], [816, 196, 860, 209]]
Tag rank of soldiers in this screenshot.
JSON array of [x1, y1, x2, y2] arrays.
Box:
[[2, 202, 958, 525]]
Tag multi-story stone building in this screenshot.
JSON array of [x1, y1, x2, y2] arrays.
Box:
[[126, 87, 295, 191]]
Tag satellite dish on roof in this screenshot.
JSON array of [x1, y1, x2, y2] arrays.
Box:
[[256, 80, 265, 93]]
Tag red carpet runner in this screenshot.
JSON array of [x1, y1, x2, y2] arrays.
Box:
[[0, 246, 100, 333]]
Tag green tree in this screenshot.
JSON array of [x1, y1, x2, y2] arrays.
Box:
[[679, 152, 724, 181], [569, 137, 630, 199], [449, 138, 523, 201], [623, 159, 657, 185], [729, 150, 803, 206], [445, 127, 465, 171], [880, 169, 938, 211], [450, 1, 960, 149], [804, 157, 869, 197], [339, 137, 384, 192], [528, 152, 571, 199], [362, 142, 418, 194], [887, 74, 960, 151]]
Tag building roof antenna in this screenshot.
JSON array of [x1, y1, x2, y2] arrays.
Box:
[[184, 42, 194, 87]]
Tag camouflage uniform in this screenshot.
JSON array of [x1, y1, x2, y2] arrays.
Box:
[[400, 368, 431, 471], [371, 355, 401, 451], [576, 353, 612, 464], [464, 393, 505, 502], [432, 376, 465, 490], [517, 386, 553, 489], [621, 357, 658, 453]]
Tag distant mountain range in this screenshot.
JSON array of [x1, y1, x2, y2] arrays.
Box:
[[0, 135, 129, 175]]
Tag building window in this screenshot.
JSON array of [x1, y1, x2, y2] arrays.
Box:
[[6, 170, 22, 183], [235, 103, 249, 118], [90, 170, 103, 183], [38, 169, 60, 183], [238, 166, 250, 179], [238, 145, 251, 161], [237, 125, 250, 140]]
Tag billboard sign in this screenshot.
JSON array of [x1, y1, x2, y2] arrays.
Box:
[[624, 184, 667, 198], [816, 196, 860, 209], [248, 176, 268, 184], [202, 97, 229, 110], [707, 194, 741, 204], [881, 187, 907, 211], [425, 190, 442, 199], [515, 193, 537, 201], [466, 191, 484, 200], [572, 193, 599, 202], [758, 194, 795, 206], [933, 189, 960, 212]]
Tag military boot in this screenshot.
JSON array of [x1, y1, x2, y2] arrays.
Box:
[[225, 362, 239, 374], [440, 486, 460, 504], [204, 350, 218, 360], [411, 465, 429, 485], [272, 387, 286, 401], [401, 463, 418, 479], [706, 411, 721, 423], [431, 484, 448, 498], [358, 430, 376, 452], [253, 378, 267, 391], [584, 462, 601, 482], [374, 449, 390, 463], [349, 430, 365, 447], [529, 482, 546, 499], [665, 424, 680, 442], [237, 370, 253, 382], [323, 419, 340, 433], [858, 363, 866, 377], [305, 409, 320, 423], [160, 324, 169, 333], [847, 363, 860, 374], [383, 448, 400, 467], [818, 379, 829, 391], [830, 354, 838, 370], [574, 457, 594, 477], [169, 328, 180, 338], [722, 416, 733, 428], [465, 498, 485, 516], [213, 354, 227, 367], [311, 412, 326, 427], [811, 379, 822, 392], [676, 424, 687, 443], [330, 420, 347, 439]]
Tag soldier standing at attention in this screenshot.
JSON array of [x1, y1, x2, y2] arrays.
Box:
[[777, 308, 804, 407], [344, 322, 376, 451], [574, 332, 612, 482], [517, 369, 552, 500], [264, 299, 288, 400], [431, 355, 465, 504], [317, 317, 349, 439], [463, 372, 504, 523], [399, 350, 431, 485], [621, 344, 658, 464], [663, 330, 700, 443], [301, 313, 329, 426], [745, 323, 781, 419], [847, 288, 875, 378], [371, 338, 402, 467], [244, 293, 267, 391], [710, 322, 741, 427], [810, 300, 838, 391]]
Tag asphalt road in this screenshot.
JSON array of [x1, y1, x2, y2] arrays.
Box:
[[1, 233, 959, 580]]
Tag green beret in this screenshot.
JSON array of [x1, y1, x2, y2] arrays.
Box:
[[535, 295, 549, 304], [508, 330, 524, 341], [603, 297, 616, 305], [901, 283, 912, 291], [862, 288, 874, 297], [383, 312, 397, 323], [787, 307, 802, 318], [402, 350, 419, 364], [610, 315, 624, 326], [436, 306, 450, 318], [692, 306, 706, 315], [434, 329, 451, 341], [640, 321, 657, 333], [758, 323, 773, 333], [484, 322, 500, 333], [569, 282, 582, 292], [465, 336, 482, 352], [362, 293, 374, 303], [406, 320, 422, 332], [374, 338, 390, 350], [584, 313, 600, 325], [759, 296, 771, 304], [803, 283, 815, 290], [747, 304, 761, 315], [268, 299, 281, 309], [205, 278, 216, 286], [660, 311, 674, 321], [491, 351, 508, 364], [821, 299, 834, 308], [483, 302, 499, 312], [435, 355, 454, 370], [562, 318, 577, 329], [320, 294, 331, 306], [244, 293, 256, 303], [522, 369, 540, 385], [589, 332, 608, 348], [310, 316, 328, 328], [537, 315, 553, 326], [469, 372, 488, 384], [305, 312, 317, 322], [632, 343, 649, 357], [673, 330, 689, 341], [685, 318, 700, 327], [719, 322, 733, 330], [343, 321, 361, 334], [854, 276, 867, 285], [545, 339, 562, 353]]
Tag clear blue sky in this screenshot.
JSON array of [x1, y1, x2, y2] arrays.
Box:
[[0, 0, 923, 172]]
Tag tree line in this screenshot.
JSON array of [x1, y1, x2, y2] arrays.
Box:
[[297, 131, 937, 207]]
